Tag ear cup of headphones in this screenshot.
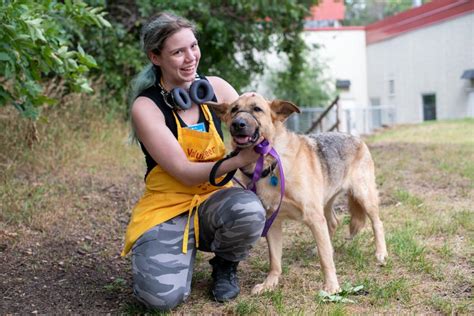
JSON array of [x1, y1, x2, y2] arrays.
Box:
[[170, 88, 192, 110], [189, 80, 215, 105]]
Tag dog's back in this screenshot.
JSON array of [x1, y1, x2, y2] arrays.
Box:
[[308, 132, 363, 187]]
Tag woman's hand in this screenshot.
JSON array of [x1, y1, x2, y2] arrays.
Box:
[[234, 136, 265, 167]]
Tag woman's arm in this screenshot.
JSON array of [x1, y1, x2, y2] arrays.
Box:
[[207, 76, 239, 104], [131, 96, 259, 187]]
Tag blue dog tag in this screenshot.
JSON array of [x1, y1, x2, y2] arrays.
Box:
[[270, 175, 278, 186]]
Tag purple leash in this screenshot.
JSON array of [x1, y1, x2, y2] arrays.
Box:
[[247, 140, 285, 237]]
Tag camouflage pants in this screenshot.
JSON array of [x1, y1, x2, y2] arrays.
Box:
[[131, 187, 265, 311]]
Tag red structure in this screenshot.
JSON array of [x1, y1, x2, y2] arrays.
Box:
[[307, 0, 345, 21], [366, 0, 474, 44]]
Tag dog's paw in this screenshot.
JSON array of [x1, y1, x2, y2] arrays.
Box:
[[376, 252, 388, 265], [251, 276, 280, 295], [251, 283, 268, 295], [323, 282, 341, 294], [251, 282, 278, 295]]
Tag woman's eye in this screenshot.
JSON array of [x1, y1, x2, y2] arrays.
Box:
[[173, 50, 183, 55], [254, 106, 263, 112]]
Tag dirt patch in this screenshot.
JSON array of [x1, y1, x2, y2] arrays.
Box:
[[1, 238, 133, 313], [0, 171, 140, 314]]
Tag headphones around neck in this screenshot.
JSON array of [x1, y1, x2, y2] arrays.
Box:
[[158, 76, 215, 111]]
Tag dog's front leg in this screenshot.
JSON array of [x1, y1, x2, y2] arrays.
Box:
[[251, 220, 283, 295], [304, 210, 341, 294]]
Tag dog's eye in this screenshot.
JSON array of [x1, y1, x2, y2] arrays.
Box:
[[253, 106, 263, 112], [231, 106, 238, 113]]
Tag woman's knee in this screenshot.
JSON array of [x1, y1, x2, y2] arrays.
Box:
[[133, 278, 188, 311], [226, 189, 266, 228]]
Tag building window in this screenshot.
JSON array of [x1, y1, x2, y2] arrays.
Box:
[[370, 97, 381, 106], [336, 79, 351, 90], [388, 79, 395, 95]]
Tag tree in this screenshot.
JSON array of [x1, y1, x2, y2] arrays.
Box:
[[0, 0, 111, 119], [267, 43, 333, 107]]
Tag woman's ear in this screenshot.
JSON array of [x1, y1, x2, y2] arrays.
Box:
[[148, 51, 160, 66]]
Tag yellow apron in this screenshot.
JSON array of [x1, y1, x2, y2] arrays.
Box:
[[122, 104, 232, 256]]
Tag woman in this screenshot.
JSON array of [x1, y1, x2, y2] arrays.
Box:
[[121, 12, 266, 310]]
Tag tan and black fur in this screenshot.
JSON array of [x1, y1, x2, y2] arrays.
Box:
[[208, 93, 388, 294]]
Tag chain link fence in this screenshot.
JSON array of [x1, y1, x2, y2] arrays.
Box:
[[286, 105, 396, 135]]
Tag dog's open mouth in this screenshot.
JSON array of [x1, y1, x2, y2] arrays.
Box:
[[232, 130, 259, 148]]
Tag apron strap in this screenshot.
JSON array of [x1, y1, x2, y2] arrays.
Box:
[[182, 194, 202, 253]]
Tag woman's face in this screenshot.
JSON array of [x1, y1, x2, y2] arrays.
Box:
[[151, 28, 201, 88]]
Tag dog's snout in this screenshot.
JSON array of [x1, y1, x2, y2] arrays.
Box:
[[231, 118, 247, 130]]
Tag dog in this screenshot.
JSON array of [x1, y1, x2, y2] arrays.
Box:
[[208, 92, 388, 294]]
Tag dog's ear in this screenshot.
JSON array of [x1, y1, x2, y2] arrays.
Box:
[[270, 100, 301, 122], [206, 101, 230, 119]]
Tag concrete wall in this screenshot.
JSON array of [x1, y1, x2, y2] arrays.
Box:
[[366, 13, 474, 123]]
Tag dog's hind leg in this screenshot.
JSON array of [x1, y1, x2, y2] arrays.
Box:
[[349, 177, 388, 264], [251, 220, 283, 295], [304, 208, 340, 294], [324, 196, 340, 238], [347, 192, 367, 239]]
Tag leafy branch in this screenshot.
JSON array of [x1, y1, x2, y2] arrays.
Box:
[[0, 0, 111, 119]]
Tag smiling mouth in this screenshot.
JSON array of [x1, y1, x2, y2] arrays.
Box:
[[232, 129, 259, 148], [181, 65, 195, 73]]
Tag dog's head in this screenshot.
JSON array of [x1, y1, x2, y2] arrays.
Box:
[[208, 92, 300, 149]]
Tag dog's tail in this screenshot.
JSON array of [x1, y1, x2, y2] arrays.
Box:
[[347, 193, 367, 238]]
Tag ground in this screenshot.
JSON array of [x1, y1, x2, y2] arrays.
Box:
[[1, 109, 472, 314]]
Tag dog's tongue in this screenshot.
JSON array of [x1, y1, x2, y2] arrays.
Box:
[[234, 135, 251, 145]]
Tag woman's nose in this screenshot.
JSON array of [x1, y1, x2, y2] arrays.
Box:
[[185, 49, 196, 62]]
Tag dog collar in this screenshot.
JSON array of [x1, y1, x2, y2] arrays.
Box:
[[240, 161, 277, 179]]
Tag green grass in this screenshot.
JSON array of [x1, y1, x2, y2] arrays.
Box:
[[368, 277, 411, 306], [104, 278, 127, 293], [367, 118, 474, 145], [263, 289, 286, 314], [392, 189, 424, 208], [234, 298, 259, 315], [387, 224, 434, 273], [336, 233, 371, 272], [429, 294, 472, 315]]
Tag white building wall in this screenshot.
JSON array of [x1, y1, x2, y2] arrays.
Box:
[[252, 29, 368, 107], [367, 13, 474, 123], [303, 29, 369, 108]]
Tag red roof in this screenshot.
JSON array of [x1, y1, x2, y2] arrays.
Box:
[[366, 0, 474, 44], [307, 0, 345, 21]]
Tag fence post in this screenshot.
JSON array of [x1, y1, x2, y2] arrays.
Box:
[[305, 95, 340, 134]]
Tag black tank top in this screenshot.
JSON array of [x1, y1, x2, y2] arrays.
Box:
[[137, 76, 224, 179]]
